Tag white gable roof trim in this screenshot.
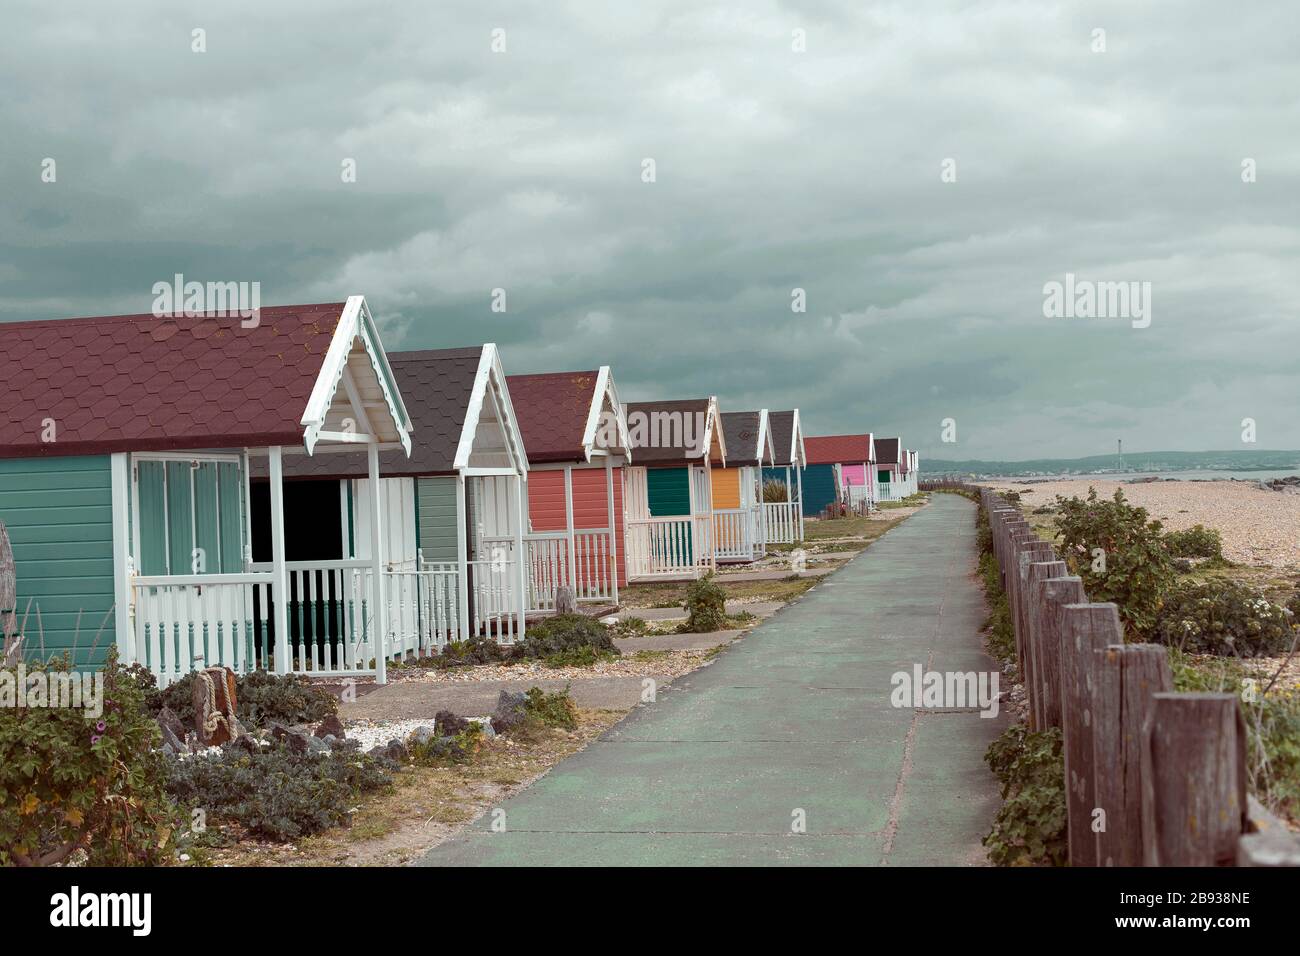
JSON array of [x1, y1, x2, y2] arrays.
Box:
[[301, 295, 413, 456]]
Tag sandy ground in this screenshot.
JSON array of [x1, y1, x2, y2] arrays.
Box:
[[980, 478, 1300, 568]]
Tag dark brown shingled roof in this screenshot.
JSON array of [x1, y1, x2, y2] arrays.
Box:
[[506, 370, 598, 463], [875, 437, 901, 466], [719, 411, 763, 466], [263, 346, 484, 480], [0, 304, 346, 458], [624, 399, 713, 463], [766, 410, 800, 466]]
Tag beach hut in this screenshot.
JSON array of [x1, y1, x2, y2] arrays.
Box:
[[621, 397, 726, 580], [760, 409, 807, 543], [875, 437, 904, 501], [506, 367, 631, 610], [264, 343, 530, 656], [0, 297, 415, 685], [802, 434, 875, 516], [711, 410, 776, 562]]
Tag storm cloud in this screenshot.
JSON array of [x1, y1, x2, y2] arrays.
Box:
[[2, 0, 1297, 459]]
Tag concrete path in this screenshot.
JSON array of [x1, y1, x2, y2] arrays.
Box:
[[419, 494, 1004, 866]]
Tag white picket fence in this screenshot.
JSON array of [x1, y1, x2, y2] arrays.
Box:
[[129, 554, 527, 687], [762, 501, 800, 544], [625, 515, 713, 580]]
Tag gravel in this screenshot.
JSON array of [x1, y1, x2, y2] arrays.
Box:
[[345, 716, 492, 752]]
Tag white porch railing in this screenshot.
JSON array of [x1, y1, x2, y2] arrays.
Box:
[[877, 482, 904, 502], [515, 529, 616, 613], [713, 507, 758, 562], [762, 501, 800, 544], [846, 485, 871, 512], [131, 559, 381, 687], [626, 515, 709, 580]]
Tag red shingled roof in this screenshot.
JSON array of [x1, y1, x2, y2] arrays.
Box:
[[805, 434, 873, 465], [506, 370, 599, 463], [0, 304, 346, 458]]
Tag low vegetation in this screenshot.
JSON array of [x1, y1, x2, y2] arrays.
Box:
[[981, 485, 1300, 847], [982, 725, 1068, 867]]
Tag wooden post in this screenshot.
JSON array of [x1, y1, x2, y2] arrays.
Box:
[[1015, 542, 1055, 720], [1023, 559, 1066, 729], [1061, 602, 1124, 866], [1037, 576, 1085, 729], [1093, 643, 1171, 866], [1141, 693, 1247, 866], [267, 446, 291, 675]]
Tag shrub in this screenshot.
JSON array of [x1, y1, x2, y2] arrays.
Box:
[[517, 614, 619, 660], [1, 647, 179, 866], [682, 574, 728, 633], [543, 645, 615, 668], [611, 616, 649, 638], [1053, 488, 1173, 637], [1153, 580, 1294, 657], [435, 635, 515, 668], [983, 725, 1067, 867], [762, 479, 790, 503], [135, 669, 337, 730], [165, 739, 395, 841], [409, 723, 484, 766], [523, 686, 578, 729], [1163, 524, 1224, 560]]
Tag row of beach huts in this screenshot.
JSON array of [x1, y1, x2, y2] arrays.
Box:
[[0, 298, 919, 684]]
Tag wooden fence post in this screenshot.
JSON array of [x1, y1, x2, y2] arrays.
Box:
[[1011, 537, 1051, 695], [1061, 602, 1123, 866], [1036, 576, 1085, 729], [1023, 559, 1066, 729], [1141, 693, 1247, 866], [1092, 643, 1171, 866]]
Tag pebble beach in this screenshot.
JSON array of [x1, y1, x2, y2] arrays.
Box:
[[979, 478, 1300, 569]]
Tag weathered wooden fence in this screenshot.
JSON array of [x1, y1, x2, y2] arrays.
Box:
[[928, 481, 1298, 867]]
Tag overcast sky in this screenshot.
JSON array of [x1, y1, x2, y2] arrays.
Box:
[[2, 1, 1297, 460]]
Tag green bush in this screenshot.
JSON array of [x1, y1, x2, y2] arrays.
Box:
[[409, 723, 484, 766], [1054, 488, 1173, 637], [517, 614, 619, 661], [136, 669, 337, 730], [435, 635, 516, 668], [1, 647, 179, 866], [1153, 580, 1294, 657], [543, 645, 616, 668], [683, 574, 727, 633], [1163, 524, 1224, 560], [523, 686, 578, 729], [165, 739, 395, 842], [983, 725, 1067, 867]]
